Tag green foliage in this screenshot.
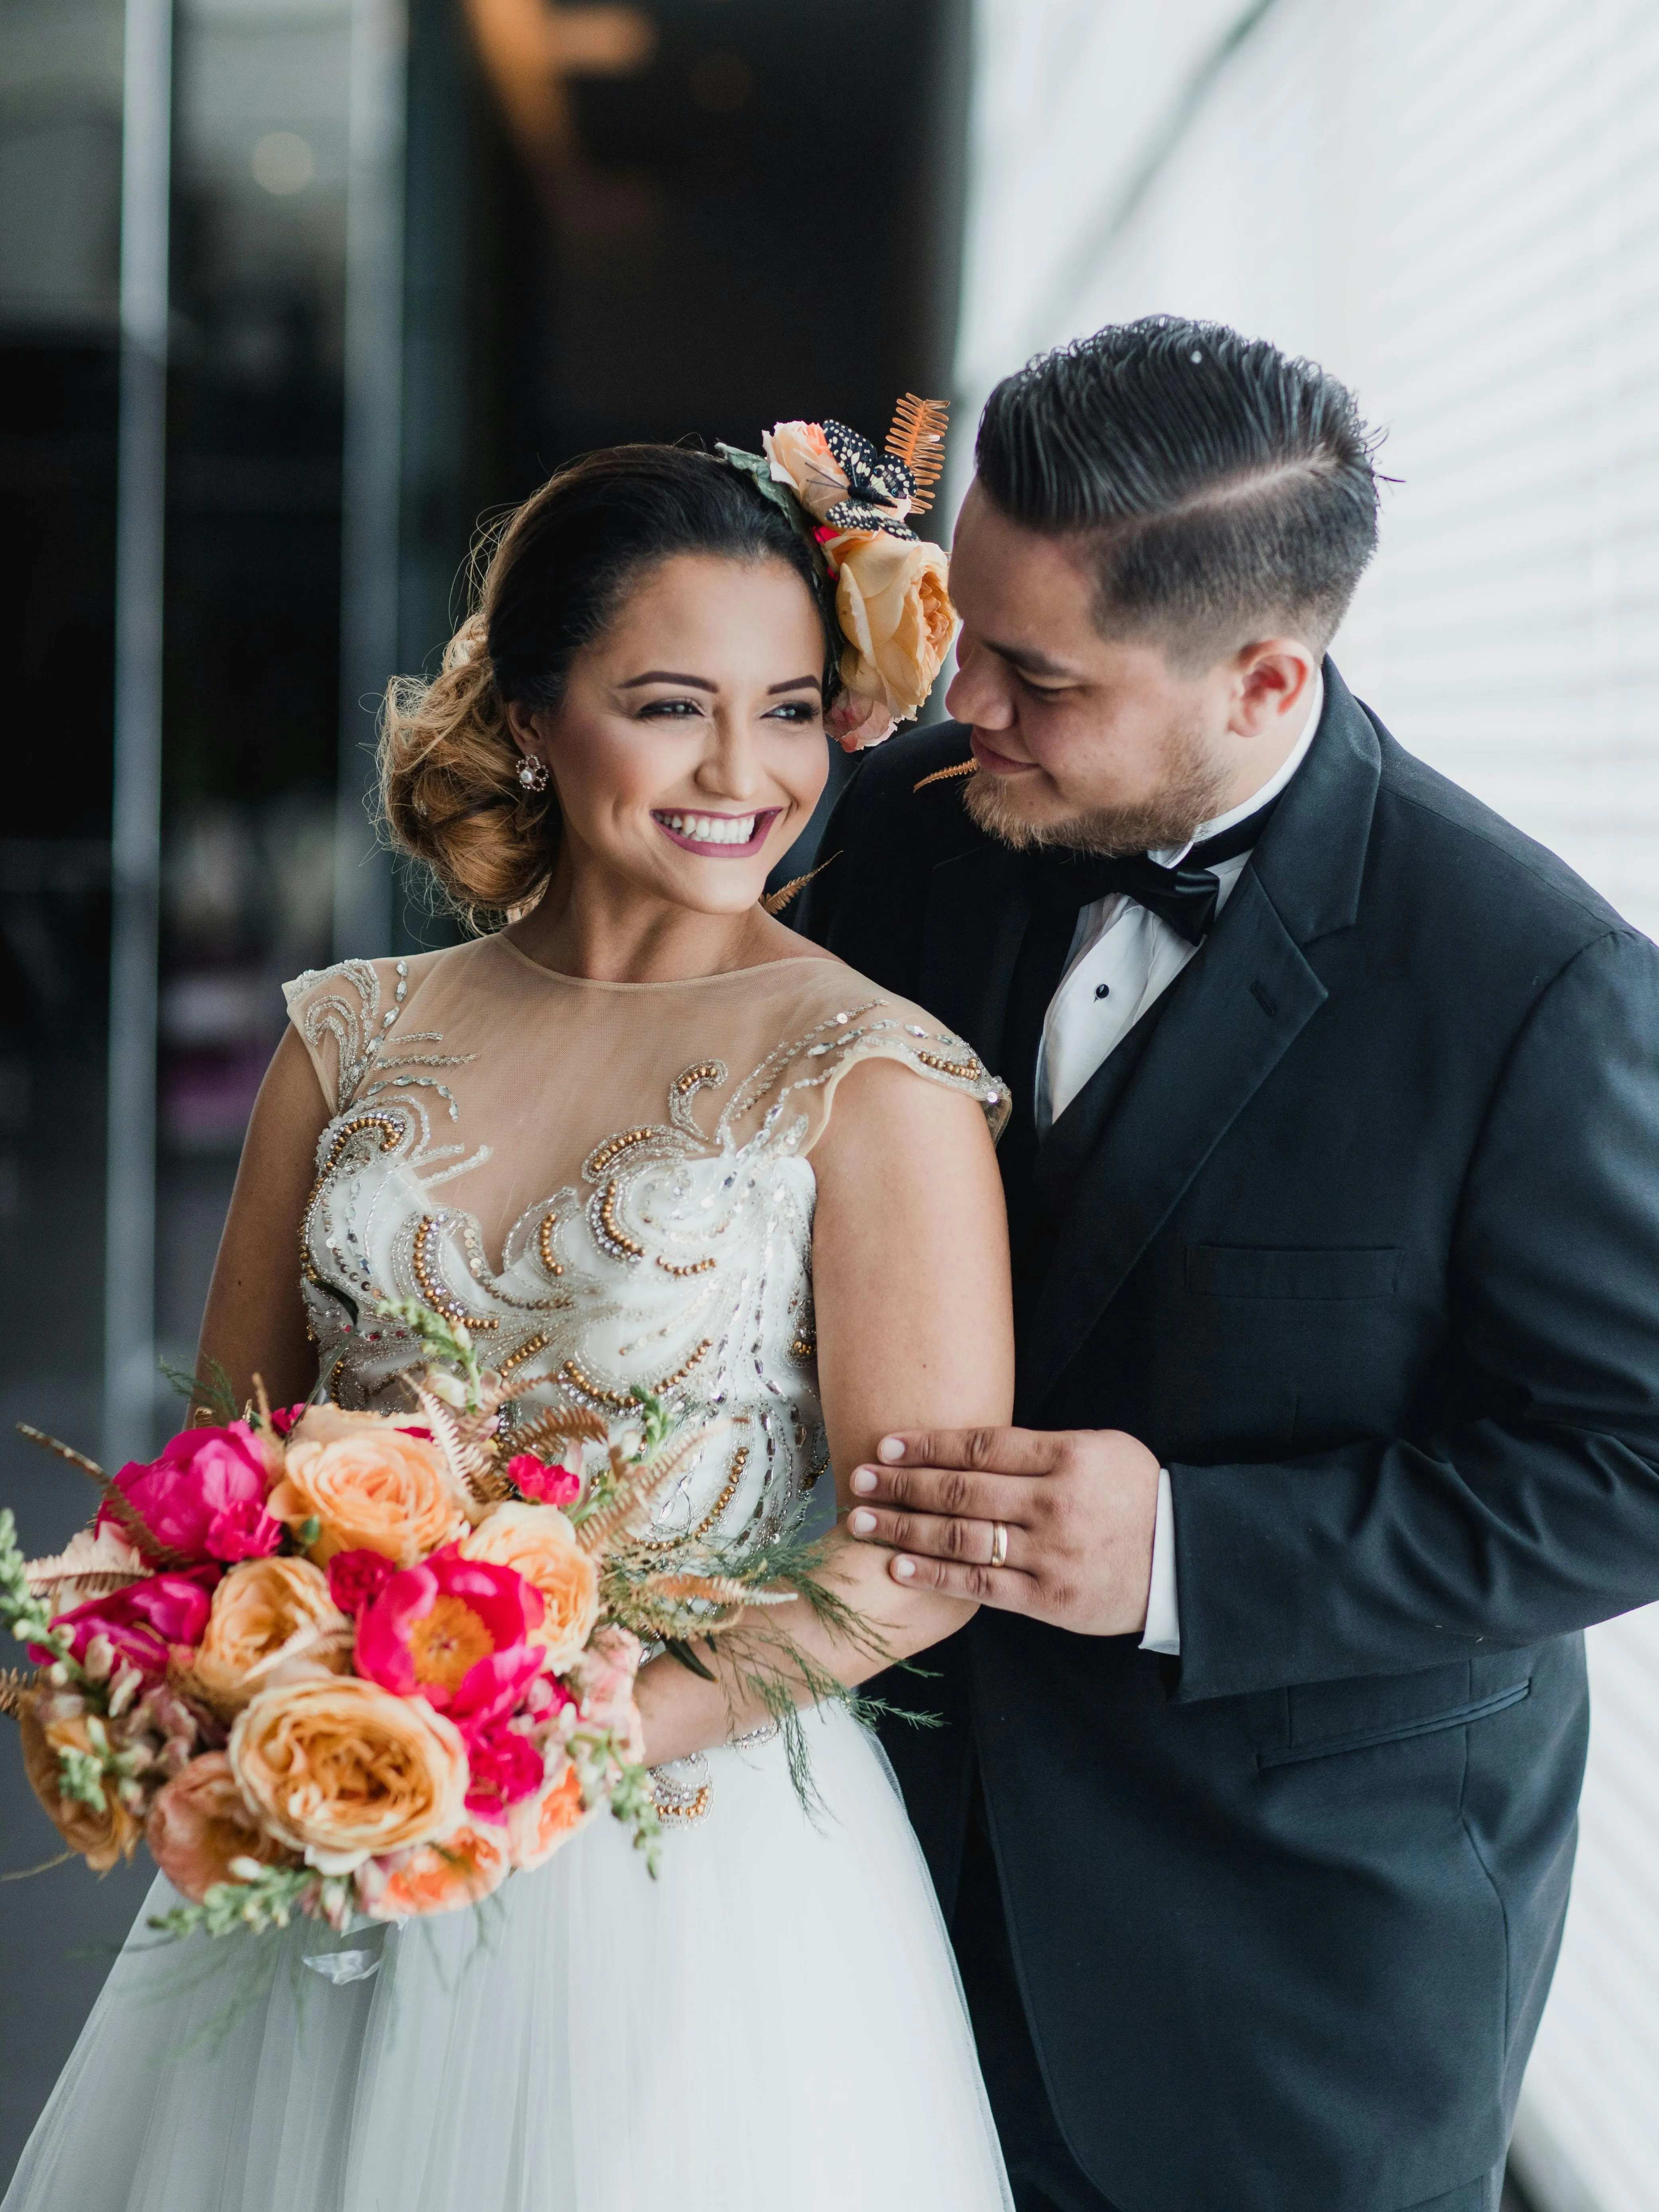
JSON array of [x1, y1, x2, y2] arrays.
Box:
[[159, 1356, 240, 1425], [373, 1296, 483, 1409], [0, 1508, 85, 1685], [148, 1862, 319, 1942]]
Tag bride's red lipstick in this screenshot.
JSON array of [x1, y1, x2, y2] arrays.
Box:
[[651, 808, 781, 858]]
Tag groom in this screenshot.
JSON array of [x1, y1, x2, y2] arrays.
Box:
[[799, 319, 1659, 2212]]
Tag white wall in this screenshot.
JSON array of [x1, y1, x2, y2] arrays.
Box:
[[956, 4, 1659, 2204]]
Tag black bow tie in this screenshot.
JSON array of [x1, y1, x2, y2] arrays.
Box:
[[1027, 795, 1282, 945]]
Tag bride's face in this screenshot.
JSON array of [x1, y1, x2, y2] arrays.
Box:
[[516, 552, 830, 915]]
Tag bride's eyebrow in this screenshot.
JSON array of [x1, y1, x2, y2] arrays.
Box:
[[619, 670, 715, 690], [768, 675, 821, 695]]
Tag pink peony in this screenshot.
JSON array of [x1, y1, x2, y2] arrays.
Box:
[[506, 1452, 581, 1508], [327, 1547, 397, 1618], [98, 1424, 283, 1566], [268, 1406, 306, 1438], [355, 1546, 546, 1731], [463, 1718, 548, 1824], [36, 1569, 218, 1682]]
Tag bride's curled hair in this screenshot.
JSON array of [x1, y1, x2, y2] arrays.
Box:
[[380, 444, 837, 922]]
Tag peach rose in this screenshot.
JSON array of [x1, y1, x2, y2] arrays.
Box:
[[188, 1557, 351, 1718], [18, 1690, 143, 1872], [458, 1503, 598, 1671], [229, 1675, 469, 1873], [269, 1406, 469, 1567], [505, 1757, 590, 1871], [357, 1823, 509, 1920], [762, 419, 849, 522], [825, 530, 956, 726], [145, 1751, 297, 1902]]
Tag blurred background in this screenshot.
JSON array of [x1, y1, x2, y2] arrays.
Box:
[[0, 0, 1654, 2202]]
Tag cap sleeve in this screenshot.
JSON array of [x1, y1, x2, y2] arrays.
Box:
[[716, 963, 1010, 1157], [282, 957, 408, 1115]]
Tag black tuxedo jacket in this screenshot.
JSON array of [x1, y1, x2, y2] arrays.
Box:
[[799, 664, 1659, 2212]]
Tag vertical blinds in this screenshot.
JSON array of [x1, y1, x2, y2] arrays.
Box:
[[956, 3, 1659, 2204]]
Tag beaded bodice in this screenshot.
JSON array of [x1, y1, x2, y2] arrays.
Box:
[[286, 939, 1008, 1554]]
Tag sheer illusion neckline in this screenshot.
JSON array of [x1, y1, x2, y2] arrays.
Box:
[[489, 933, 838, 992]]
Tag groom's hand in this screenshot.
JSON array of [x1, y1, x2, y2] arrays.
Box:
[[844, 1426, 1161, 1635]]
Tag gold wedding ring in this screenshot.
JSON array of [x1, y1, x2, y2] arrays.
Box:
[[990, 1521, 1009, 1569]]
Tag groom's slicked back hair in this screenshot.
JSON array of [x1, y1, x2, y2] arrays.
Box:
[[975, 316, 1379, 665]]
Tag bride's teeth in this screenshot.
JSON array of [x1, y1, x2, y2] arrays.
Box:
[[656, 811, 761, 845]]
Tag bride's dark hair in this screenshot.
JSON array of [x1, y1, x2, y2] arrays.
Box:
[[380, 444, 837, 924]]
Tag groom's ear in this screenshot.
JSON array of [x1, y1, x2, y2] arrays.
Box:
[[1228, 640, 1318, 736]]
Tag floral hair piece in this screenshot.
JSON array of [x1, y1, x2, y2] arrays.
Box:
[[717, 396, 958, 751]]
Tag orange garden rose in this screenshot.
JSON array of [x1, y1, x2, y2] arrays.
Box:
[[229, 1675, 469, 1873], [824, 530, 956, 725], [188, 1557, 351, 1717], [268, 1406, 469, 1567], [505, 1758, 589, 1871], [761, 418, 849, 522], [146, 1751, 297, 1901], [458, 1503, 598, 1671], [18, 1692, 143, 1872], [358, 1822, 509, 1920]]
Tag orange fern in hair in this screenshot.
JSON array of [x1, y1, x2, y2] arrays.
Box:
[[886, 394, 949, 514]]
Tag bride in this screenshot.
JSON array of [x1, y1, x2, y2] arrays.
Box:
[[4, 437, 1015, 2210]]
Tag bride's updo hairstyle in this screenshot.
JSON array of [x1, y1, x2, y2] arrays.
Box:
[[380, 444, 837, 923]]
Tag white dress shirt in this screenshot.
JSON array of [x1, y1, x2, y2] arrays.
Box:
[[1033, 674, 1324, 1655]]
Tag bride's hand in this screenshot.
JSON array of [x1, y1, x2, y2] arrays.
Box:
[[843, 1423, 1161, 1637]]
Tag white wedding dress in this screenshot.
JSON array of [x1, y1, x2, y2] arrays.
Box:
[[4, 936, 1013, 2212]]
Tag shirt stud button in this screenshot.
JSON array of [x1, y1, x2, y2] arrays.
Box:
[[1094, 982, 1111, 1000]]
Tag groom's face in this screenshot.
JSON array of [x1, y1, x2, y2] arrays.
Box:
[[945, 481, 1296, 853]]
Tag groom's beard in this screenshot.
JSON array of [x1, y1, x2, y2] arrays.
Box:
[[961, 716, 1231, 858]]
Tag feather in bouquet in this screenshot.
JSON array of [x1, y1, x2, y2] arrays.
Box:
[[0, 1301, 874, 1941]]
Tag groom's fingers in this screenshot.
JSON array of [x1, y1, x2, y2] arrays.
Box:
[[873, 1426, 1062, 1479], [882, 1550, 1041, 1606], [848, 1458, 1038, 1530], [845, 1500, 1016, 1564]]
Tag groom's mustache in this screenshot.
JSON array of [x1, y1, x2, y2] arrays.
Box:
[[961, 721, 1229, 856]]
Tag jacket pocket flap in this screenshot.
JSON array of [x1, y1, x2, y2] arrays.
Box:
[[1258, 1681, 1531, 1769], [1185, 1243, 1401, 1299]]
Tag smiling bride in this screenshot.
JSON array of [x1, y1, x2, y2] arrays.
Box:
[[3, 435, 1015, 2212]]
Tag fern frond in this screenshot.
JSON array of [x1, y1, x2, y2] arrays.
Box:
[[506, 1406, 608, 1458], [762, 851, 840, 918], [14, 1426, 186, 1568], [0, 1666, 35, 1720], [912, 758, 979, 794], [572, 1454, 682, 1558], [885, 393, 949, 513], [407, 1379, 506, 1509]]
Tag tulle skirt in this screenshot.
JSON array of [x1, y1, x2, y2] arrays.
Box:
[[3, 1708, 1010, 2212]]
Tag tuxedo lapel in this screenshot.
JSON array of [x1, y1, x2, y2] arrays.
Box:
[[1015, 665, 1382, 1422], [918, 841, 1030, 1071]]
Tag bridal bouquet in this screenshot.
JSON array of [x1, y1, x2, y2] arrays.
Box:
[[0, 1304, 847, 1941]]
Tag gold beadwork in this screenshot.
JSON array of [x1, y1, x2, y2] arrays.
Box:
[[499, 1332, 551, 1375], [556, 1335, 712, 1410], [299, 1111, 403, 1268], [789, 1332, 817, 1361], [536, 1213, 564, 1278], [652, 1783, 711, 1823], [412, 1215, 500, 1329], [585, 1127, 654, 1177], [654, 1338, 713, 1393], [914, 1048, 983, 1079], [637, 1445, 749, 1550], [595, 1180, 645, 1261], [656, 1253, 717, 1277], [673, 1062, 724, 1095]]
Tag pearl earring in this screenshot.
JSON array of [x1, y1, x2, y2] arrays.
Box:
[[516, 754, 550, 794]]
